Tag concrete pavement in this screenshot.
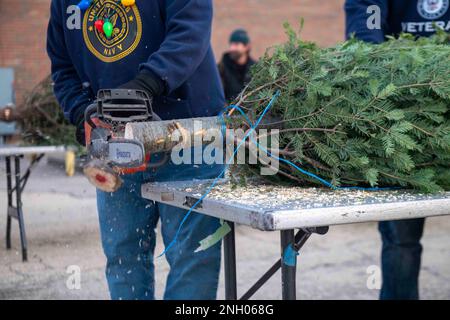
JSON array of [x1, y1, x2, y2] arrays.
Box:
[[0, 157, 449, 299]]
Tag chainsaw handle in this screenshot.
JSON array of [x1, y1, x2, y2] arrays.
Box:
[[146, 152, 170, 168], [84, 103, 98, 129]]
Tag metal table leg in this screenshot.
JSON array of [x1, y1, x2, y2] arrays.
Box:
[[15, 156, 28, 261], [280, 229, 296, 300], [223, 221, 237, 300], [4, 153, 45, 261], [5, 156, 12, 249], [239, 227, 329, 300], [240, 229, 309, 300]]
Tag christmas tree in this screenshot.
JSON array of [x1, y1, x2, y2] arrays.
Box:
[[0, 76, 79, 149], [235, 24, 450, 193]]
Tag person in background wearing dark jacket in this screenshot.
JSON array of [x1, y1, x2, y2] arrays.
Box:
[[218, 29, 256, 102], [47, 0, 224, 300], [345, 0, 450, 300]]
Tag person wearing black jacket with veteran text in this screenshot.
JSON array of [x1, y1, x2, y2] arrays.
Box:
[[345, 0, 450, 300]]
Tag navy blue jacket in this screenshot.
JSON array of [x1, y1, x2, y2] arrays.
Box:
[[47, 0, 225, 124], [345, 0, 450, 42]]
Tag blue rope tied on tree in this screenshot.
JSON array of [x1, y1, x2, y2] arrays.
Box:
[[158, 91, 281, 257], [225, 103, 397, 192], [159, 91, 397, 257]]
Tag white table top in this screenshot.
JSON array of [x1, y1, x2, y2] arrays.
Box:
[[0, 146, 67, 156], [141, 180, 450, 231]]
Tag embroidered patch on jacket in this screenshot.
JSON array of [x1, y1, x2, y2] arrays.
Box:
[[83, 0, 142, 63], [417, 0, 449, 19]]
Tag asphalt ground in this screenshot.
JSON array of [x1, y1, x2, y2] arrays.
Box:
[[0, 158, 449, 299]]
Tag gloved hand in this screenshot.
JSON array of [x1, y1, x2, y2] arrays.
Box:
[[73, 107, 87, 146], [119, 70, 165, 99]]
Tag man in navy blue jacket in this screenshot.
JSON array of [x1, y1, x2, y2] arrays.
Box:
[[345, 0, 450, 300], [47, 0, 225, 300]]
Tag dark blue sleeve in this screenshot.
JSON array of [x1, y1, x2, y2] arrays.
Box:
[[47, 0, 94, 124], [345, 0, 389, 43], [139, 0, 213, 94]]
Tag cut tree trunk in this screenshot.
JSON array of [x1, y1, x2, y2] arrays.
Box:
[[124, 116, 222, 153], [83, 160, 123, 192]]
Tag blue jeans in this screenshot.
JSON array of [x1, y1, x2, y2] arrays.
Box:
[[96, 153, 223, 300], [378, 218, 425, 300]]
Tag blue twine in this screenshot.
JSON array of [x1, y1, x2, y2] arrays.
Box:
[[158, 91, 281, 257], [159, 91, 395, 257], [225, 103, 396, 191]]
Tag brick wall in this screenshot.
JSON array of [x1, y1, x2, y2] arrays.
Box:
[[213, 0, 346, 59], [0, 0, 52, 105], [0, 0, 345, 105]]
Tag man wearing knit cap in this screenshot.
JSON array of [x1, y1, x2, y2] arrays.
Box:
[[218, 29, 256, 102]]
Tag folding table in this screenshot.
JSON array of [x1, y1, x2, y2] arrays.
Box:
[[141, 180, 450, 300], [1, 146, 67, 261]]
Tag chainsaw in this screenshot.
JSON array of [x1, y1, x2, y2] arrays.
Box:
[[83, 89, 169, 192], [83, 88, 225, 193]]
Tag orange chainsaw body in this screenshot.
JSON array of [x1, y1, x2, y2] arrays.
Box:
[[85, 117, 150, 175], [84, 89, 157, 175]]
